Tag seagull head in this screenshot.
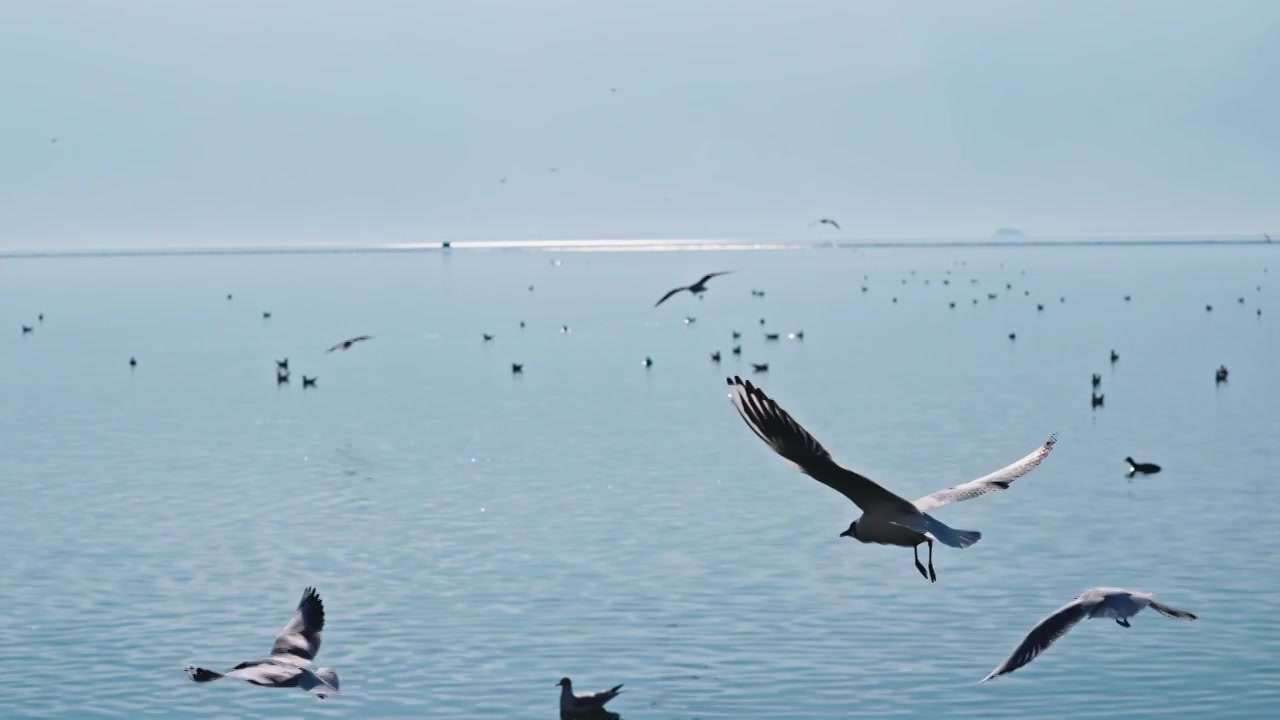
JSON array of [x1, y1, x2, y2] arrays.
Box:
[[556, 677, 572, 688], [839, 521, 860, 540]]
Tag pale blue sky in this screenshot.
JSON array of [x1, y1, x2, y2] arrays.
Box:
[[2, 1, 1278, 248]]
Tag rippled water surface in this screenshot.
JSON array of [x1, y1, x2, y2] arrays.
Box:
[[2, 244, 1277, 719]]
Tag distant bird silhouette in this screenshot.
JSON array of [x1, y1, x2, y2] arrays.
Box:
[[788, 330, 804, 340], [511, 363, 523, 374], [519, 321, 526, 328], [326, 335, 372, 353], [1110, 349, 1119, 364], [482, 333, 494, 342], [528, 285, 534, 292], [751, 363, 769, 373], [861, 286, 868, 293], [759, 318, 766, 325], [1036, 304, 1044, 311], [1125, 457, 1161, 476], [731, 330, 741, 339], [1258, 308, 1263, 317], [1060, 296, 1065, 303], [37, 313, 43, 322], [1091, 393, 1104, 408], [731, 345, 742, 355], [654, 272, 732, 306], [1008, 332, 1016, 341], [1091, 373, 1101, 389], [1124, 295, 1131, 302], [949, 302, 956, 309], [892, 297, 898, 303], [557, 678, 622, 714], [811, 218, 841, 230], [710, 351, 721, 363], [227, 294, 233, 301], [643, 356, 653, 368], [1215, 365, 1229, 383], [21, 325, 32, 334], [751, 289, 766, 297], [262, 311, 272, 319], [302, 376, 317, 388], [276, 358, 289, 371], [987, 293, 997, 300], [560, 325, 572, 334], [1205, 304, 1213, 312], [764, 333, 780, 341], [1238, 297, 1245, 304], [277, 370, 290, 385], [129, 357, 137, 368], [684, 316, 696, 325]]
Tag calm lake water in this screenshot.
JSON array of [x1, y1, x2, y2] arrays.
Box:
[[1, 243, 1277, 719]]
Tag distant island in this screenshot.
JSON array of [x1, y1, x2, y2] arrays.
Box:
[[994, 228, 1026, 238]]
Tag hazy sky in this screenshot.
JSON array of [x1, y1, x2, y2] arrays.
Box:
[[2, 1, 1278, 248]]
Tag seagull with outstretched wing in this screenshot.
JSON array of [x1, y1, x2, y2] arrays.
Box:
[[326, 335, 373, 353], [654, 272, 732, 307], [811, 218, 841, 230], [186, 587, 340, 698]]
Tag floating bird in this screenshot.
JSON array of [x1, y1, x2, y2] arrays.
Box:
[[37, 313, 43, 322], [1091, 373, 1101, 389], [643, 356, 653, 368], [528, 285, 535, 292], [1257, 308, 1262, 317], [684, 316, 696, 325], [861, 286, 868, 293], [1036, 304, 1044, 311], [751, 289, 766, 297], [227, 294, 233, 301], [326, 335, 372, 353], [710, 351, 721, 363], [560, 325, 572, 334], [482, 333, 494, 342], [1124, 295, 1131, 302], [892, 297, 898, 303], [949, 302, 956, 309], [1216, 365, 1229, 383], [764, 333, 780, 341], [1110, 349, 1119, 364], [1238, 297, 1245, 304], [277, 370, 290, 385], [277, 359, 289, 371], [726, 377, 1055, 581], [788, 330, 804, 340], [751, 363, 769, 373], [654, 272, 732, 307], [731, 330, 741, 339], [759, 318, 766, 325], [302, 376, 317, 388], [1206, 304, 1213, 312], [186, 587, 339, 699], [980, 588, 1196, 683], [731, 345, 742, 355], [1091, 393, 1104, 408], [811, 218, 841, 231], [519, 321, 526, 328], [129, 357, 137, 368], [263, 311, 272, 319], [21, 325, 33, 334], [1008, 332, 1016, 341], [512, 363, 524, 374], [557, 677, 623, 714], [1125, 456, 1160, 476]]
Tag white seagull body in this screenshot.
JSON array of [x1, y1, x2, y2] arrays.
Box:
[[726, 376, 1056, 581], [186, 587, 340, 698], [557, 677, 623, 713], [981, 587, 1197, 682]]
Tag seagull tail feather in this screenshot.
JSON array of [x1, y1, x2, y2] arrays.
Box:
[[1149, 600, 1197, 620]]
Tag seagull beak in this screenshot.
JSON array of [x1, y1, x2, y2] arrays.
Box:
[[838, 529, 852, 538]]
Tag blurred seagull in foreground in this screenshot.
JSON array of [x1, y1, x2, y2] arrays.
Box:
[[326, 335, 373, 353], [981, 588, 1196, 683], [186, 587, 340, 699], [654, 272, 732, 307], [726, 377, 1055, 582], [557, 677, 623, 714]]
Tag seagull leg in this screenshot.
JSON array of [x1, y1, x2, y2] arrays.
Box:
[[913, 545, 928, 580], [926, 540, 937, 583], [1116, 618, 1131, 628]]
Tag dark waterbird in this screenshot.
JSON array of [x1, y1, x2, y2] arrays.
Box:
[[654, 272, 732, 307], [557, 677, 622, 714], [129, 357, 137, 368], [263, 311, 272, 319], [751, 363, 769, 373], [1091, 393, 1104, 408], [302, 376, 317, 388], [277, 370, 290, 385], [764, 333, 780, 341], [21, 325, 33, 334], [643, 356, 653, 368], [482, 333, 494, 342], [710, 351, 721, 363], [277, 358, 289, 371], [326, 335, 373, 353], [511, 363, 524, 374], [731, 345, 742, 355], [1125, 457, 1161, 476], [1110, 349, 1119, 364], [731, 330, 741, 339], [1091, 373, 1101, 389], [1215, 365, 1229, 383]]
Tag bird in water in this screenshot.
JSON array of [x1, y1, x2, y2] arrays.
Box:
[[788, 330, 804, 340], [511, 363, 524, 374], [263, 311, 272, 319], [764, 333, 780, 341], [557, 677, 623, 714], [710, 351, 721, 363], [482, 333, 494, 342], [654, 271, 733, 307], [1091, 373, 1101, 389], [684, 316, 696, 325], [1216, 365, 1229, 383], [1125, 457, 1160, 476], [643, 356, 653, 368], [1036, 304, 1044, 311], [810, 218, 841, 231], [980, 588, 1196, 682], [731, 330, 741, 339], [38, 313, 43, 322], [326, 335, 372, 353], [1008, 332, 1016, 341], [751, 363, 769, 373], [1206, 304, 1213, 312], [731, 345, 742, 356], [277, 359, 289, 371], [186, 587, 340, 699], [277, 370, 290, 385], [560, 325, 572, 334], [302, 376, 317, 388], [129, 357, 137, 368], [1091, 393, 1104, 409], [726, 376, 1056, 582], [21, 325, 33, 334], [1110, 349, 1119, 364]]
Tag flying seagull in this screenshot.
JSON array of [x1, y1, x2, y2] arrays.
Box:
[[1125, 456, 1161, 476], [186, 587, 340, 699], [811, 218, 841, 230], [981, 588, 1197, 682], [557, 677, 623, 713], [654, 272, 732, 307], [326, 335, 373, 353], [727, 377, 1055, 581]]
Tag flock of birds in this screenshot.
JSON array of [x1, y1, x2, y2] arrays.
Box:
[[12, 247, 1267, 715]]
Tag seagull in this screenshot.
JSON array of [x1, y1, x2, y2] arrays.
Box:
[[277, 370, 290, 385], [643, 356, 653, 368], [557, 677, 623, 714], [21, 325, 33, 334], [1110, 349, 1119, 364], [980, 588, 1197, 683], [788, 331, 804, 340], [483, 333, 495, 342], [654, 272, 732, 307], [811, 218, 841, 231], [731, 330, 742, 339], [326, 335, 372, 353], [302, 376, 317, 388], [277, 359, 289, 371], [186, 587, 340, 699], [1216, 365, 1229, 383], [263, 311, 272, 319], [1125, 456, 1160, 476], [1091, 393, 1104, 408], [710, 351, 721, 363], [764, 333, 779, 341], [129, 357, 137, 368], [726, 377, 1056, 581], [751, 363, 769, 373], [684, 316, 696, 325], [731, 345, 742, 355], [512, 363, 524, 374]]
